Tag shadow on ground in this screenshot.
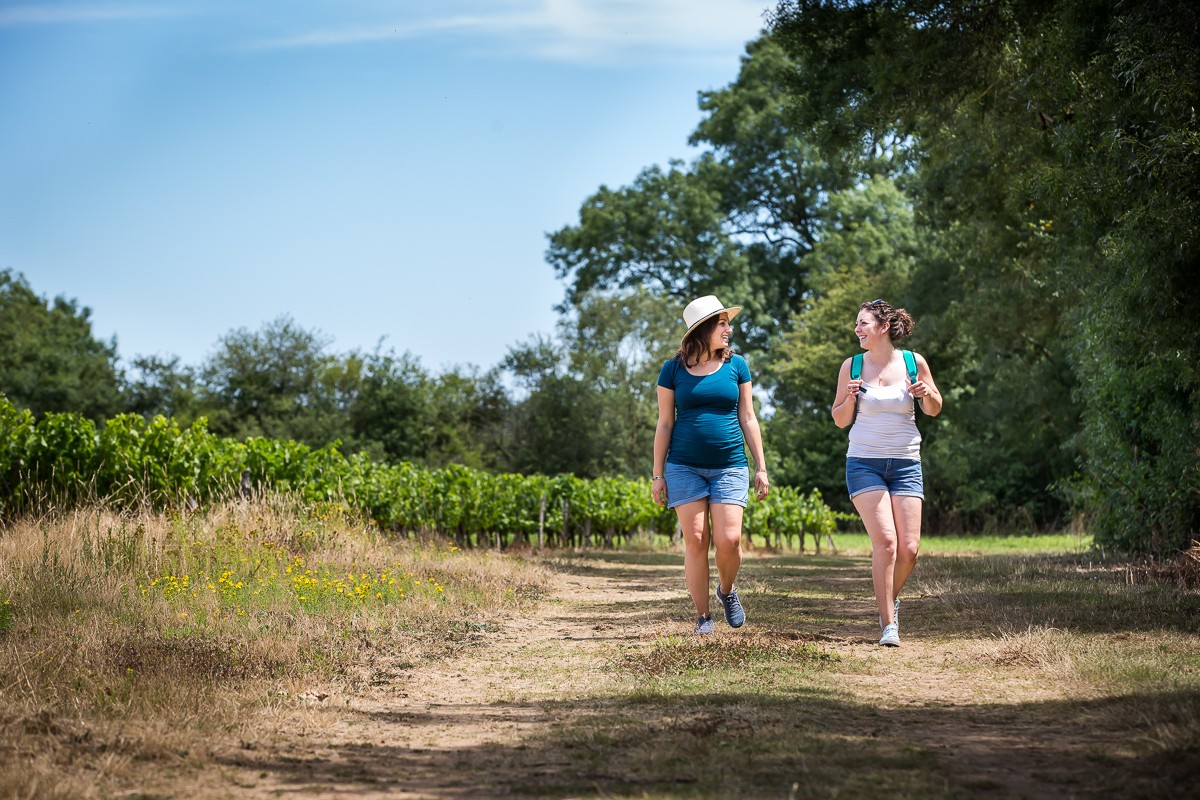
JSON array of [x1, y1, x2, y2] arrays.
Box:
[[219, 686, 1200, 799]]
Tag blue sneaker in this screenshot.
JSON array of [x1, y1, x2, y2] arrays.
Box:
[[716, 585, 745, 628], [879, 622, 900, 647], [694, 613, 715, 635]]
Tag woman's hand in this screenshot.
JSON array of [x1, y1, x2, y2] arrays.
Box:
[[754, 470, 769, 501], [651, 476, 668, 507], [847, 378, 865, 396]]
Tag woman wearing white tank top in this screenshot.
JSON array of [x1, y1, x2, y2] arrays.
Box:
[[831, 300, 943, 647]]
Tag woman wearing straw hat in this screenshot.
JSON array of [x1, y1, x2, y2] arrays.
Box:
[[652, 295, 769, 635]]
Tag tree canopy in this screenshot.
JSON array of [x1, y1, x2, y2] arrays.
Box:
[[769, 0, 1199, 549], [0, 269, 123, 422]]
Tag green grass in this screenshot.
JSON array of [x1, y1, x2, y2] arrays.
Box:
[[824, 530, 1093, 556]]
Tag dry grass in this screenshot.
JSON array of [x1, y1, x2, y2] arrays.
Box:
[[0, 495, 552, 798], [990, 624, 1079, 670], [615, 630, 838, 677]]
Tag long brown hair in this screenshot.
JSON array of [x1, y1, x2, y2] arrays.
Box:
[[675, 314, 734, 368]]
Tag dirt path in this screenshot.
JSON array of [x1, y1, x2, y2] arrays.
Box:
[[178, 557, 681, 798], [133, 552, 1171, 799]]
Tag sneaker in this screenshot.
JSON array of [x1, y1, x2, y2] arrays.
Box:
[[716, 585, 745, 628], [694, 614, 715, 635], [879, 598, 901, 630], [879, 622, 900, 647]]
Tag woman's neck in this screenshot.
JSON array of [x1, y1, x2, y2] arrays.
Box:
[[866, 342, 896, 365]]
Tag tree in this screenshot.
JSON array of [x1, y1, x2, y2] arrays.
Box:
[[502, 289, 680, 478], [422, 365, 510, 471], [688, 34, 912, 338], [196, 316, 348, 445], [546, 36, 909, 352], [346, 347, 431, 463], [0, 269, 123, 421], [123, 354, 198, 421], [546, 162, 746, 309], [562, 288, 681, 477], [770, 0, 1199, 548]]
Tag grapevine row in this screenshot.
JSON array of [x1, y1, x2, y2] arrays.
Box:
[[0, 398, 839, 550]]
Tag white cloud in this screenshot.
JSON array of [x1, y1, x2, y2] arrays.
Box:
[[250, 15, 503, 51], [244, 0, 769, 64]]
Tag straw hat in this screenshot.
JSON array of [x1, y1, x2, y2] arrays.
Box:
[[682, 295, 741, 341]]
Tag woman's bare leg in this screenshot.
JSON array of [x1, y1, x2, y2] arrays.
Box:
[[675, 499, 712, 615], [891, 495, 922, 598], [852, 490, 898, 626], [709, 503, 744, 594]]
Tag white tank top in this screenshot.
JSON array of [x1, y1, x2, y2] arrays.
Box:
[[847, 380, 921, 459]]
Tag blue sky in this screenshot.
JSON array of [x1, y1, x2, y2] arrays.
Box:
[[1, 1, 770, 374]]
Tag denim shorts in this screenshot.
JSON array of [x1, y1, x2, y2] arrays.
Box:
[[845, 457, 924, 500], [664, 463, 750, 509]]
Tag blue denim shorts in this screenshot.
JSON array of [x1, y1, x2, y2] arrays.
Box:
[[664, 463, 750, 509], [846, 457, 924, 500]]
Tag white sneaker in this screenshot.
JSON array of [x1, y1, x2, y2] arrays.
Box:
[[879, 622, 900, 647], [879, 598, 901, 630]]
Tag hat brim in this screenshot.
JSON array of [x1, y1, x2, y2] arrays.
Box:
[[683, 306, 742, 341]]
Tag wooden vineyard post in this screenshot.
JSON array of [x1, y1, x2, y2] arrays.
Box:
[[561, 499, 569, 548], [538, 494, 546, 550]]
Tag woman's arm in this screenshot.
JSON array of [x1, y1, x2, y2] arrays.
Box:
[[738, 381, 770, 500], [911, 353, 943, 417], [831, 357, 860, 429], [652, 385, 675, 506]]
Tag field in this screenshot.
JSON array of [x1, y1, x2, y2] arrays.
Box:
[[2, 498, 1198, 798]]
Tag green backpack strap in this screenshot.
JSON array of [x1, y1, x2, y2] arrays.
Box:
[[902, 350, 918, 385], [848, 353, 864, 425], [850, 353, 864, 381], [902, 350, 922, 414]]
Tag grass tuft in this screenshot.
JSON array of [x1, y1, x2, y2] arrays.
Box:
[[990, 625, 1076, 671], [616, 631, 838, 677]]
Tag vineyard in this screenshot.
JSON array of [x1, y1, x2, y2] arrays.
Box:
[[0, 398, 839, 550]]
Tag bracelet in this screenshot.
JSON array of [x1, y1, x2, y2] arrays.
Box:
[[652, 476, 664, 481], [755, 469, 768, 474]]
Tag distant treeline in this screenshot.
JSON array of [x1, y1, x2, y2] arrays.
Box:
[[3, 1, 1197, 554]]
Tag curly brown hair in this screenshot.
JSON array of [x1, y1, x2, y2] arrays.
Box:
[[860, 299, 914, 342]]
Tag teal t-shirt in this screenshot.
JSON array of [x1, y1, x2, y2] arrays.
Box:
[[657, 354, 751, 469]]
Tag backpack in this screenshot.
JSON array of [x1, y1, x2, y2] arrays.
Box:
[[849, 350, 919, 424]]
